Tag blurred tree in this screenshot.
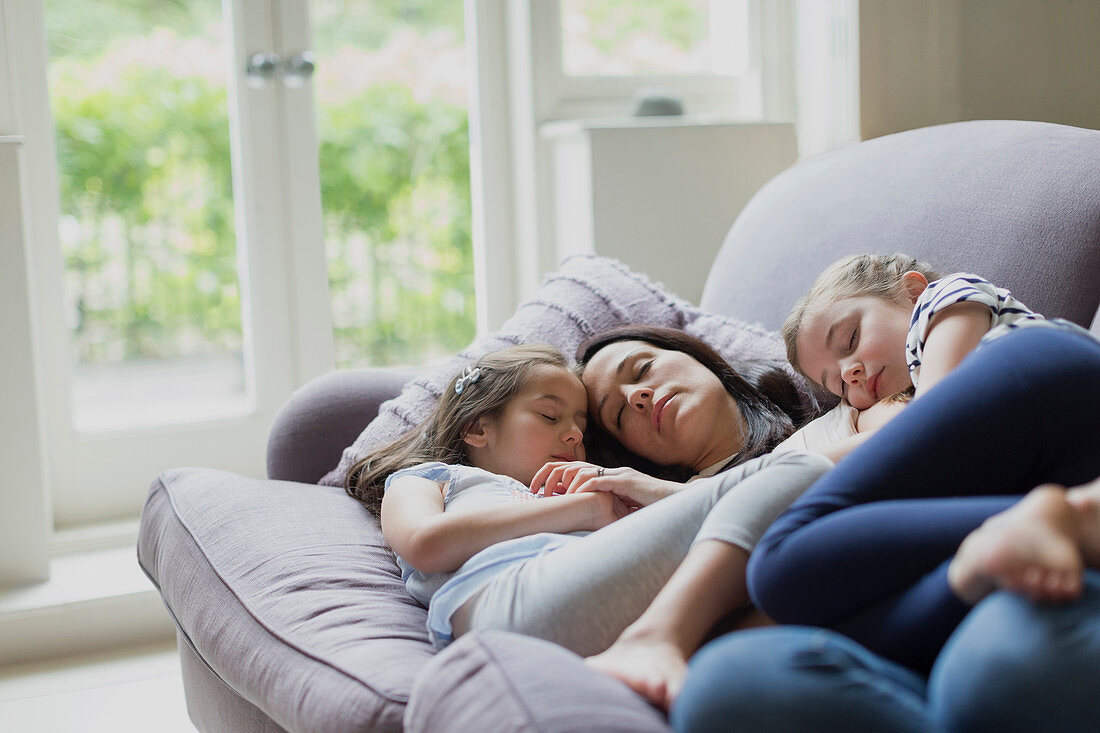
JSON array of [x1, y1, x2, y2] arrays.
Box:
[[47, 0, 474, 368]]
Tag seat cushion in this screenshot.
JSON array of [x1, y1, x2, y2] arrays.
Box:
[[138, 467, 433, 732], [405, 631, 671, 733], [320, 254, 819, 487]]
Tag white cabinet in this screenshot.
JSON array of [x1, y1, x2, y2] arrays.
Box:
[[544, 118, 798, 303]]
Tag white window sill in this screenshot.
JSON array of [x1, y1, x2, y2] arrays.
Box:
[[0, 540, 175, 667]]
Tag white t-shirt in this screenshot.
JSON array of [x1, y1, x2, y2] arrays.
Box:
[[385, 462, 584, 648], [773, 402, 859, 455]]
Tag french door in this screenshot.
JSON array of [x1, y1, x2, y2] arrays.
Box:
[[11, 0, 473, 534]]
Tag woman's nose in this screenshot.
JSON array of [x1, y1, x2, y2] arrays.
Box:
[[628, 386, 652, 410]]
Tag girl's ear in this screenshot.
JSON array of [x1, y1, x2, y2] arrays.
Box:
[[901, 270, 930, 303], [461, 417, 492, 448]]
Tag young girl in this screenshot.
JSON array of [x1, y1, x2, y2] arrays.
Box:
[[783, 253, 1090, 408], [663, 255, 1100, 732], [745, 253, 1100, 669], [777, 253, 1099, 599], [346, 343, 831, 657]]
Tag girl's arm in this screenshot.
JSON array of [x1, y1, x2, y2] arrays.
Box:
[[914, 301, 992, 398], [381, 474, 627, 574]]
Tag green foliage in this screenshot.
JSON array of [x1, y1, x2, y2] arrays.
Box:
[[50, 21, 473, 368], [320, 84, 474, 366], [577, 0, 705, 54], [53, 61, 240, 362]]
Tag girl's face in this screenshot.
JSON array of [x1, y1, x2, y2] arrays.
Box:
[[581, 340, 744, 473], [465, 365, 588, 486], [795, 294, 916, 410]]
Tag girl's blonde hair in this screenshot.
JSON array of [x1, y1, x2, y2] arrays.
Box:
[[345, 344, 570, 517], [782, 253, 941, 374]]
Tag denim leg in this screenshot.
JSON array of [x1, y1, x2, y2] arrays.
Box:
[[671, 627, 934, 733], [749, 328, 1100, 666], [929, 570, 1100, 733]]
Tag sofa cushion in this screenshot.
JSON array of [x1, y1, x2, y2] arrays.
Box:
[[320, 254, 818, 487], [138, 467, 432, 732], [405, 631, 671, 733]]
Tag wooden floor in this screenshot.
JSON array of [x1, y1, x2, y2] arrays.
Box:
[[0, 642, 194, 732]]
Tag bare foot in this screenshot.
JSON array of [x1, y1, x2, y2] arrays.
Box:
[[1066, 475, 1100, 567], [948, 484, 1083, 605], [585, 633, 688, 712]]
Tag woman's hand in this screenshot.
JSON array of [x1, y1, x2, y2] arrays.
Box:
[[530, 461, 682, 507]]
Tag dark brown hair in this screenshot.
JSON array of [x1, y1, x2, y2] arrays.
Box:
[[576, 325, 808, 477], [346, 344, 569, 517]]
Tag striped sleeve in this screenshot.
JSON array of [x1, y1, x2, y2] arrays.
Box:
[[905, 273, 1041, 383]]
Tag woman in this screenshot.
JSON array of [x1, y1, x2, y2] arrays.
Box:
[[578, 324, 1100, 731], [559, 324, 820, 707]]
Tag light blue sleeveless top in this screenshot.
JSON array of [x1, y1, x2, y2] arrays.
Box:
[[384, 461, 585, 648]]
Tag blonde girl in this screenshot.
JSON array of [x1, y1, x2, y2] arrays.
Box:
[[745, 253, 1100, 666]]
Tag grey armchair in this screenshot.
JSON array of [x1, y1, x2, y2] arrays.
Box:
[[139, 120, 1100, 732]]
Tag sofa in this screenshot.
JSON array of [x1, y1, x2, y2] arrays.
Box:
[[137, 120, 1100, 732]]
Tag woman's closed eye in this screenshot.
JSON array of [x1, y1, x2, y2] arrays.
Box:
[[613, 359, 654, 429]]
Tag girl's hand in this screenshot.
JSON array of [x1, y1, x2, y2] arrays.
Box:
[[583, 490, 636, 530], [530, 461, 682, 507]]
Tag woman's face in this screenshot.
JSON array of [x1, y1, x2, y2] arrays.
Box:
[[581, 340, 744, 472]]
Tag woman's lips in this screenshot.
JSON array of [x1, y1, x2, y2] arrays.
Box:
[[653, 394, 673, 431]]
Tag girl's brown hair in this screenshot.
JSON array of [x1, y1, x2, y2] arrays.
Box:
[[782, 253, 941, 375], [576, 325, 809, 478], [345, 344, 569, 516]]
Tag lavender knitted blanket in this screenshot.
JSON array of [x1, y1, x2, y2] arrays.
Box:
[[320, 255, 819, 487]]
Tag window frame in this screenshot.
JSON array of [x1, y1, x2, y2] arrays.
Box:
[[530, 0, 769, 121]]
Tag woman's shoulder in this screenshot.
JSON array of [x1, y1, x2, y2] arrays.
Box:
[[774, 402, 859, 454]]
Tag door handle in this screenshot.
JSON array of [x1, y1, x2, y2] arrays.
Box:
[[244, 51, 316, 89]]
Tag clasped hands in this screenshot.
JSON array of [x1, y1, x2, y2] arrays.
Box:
[[529, 461, 682, 509]]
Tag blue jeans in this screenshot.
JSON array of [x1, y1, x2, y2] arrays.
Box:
[[672, 571, 1100, 732]]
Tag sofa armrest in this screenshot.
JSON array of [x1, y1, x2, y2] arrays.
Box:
[[405, 630, 672, 733], [267, 367, 421, 484]]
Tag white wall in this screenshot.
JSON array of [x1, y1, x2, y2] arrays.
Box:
[[544, 118, 798, 304], [860, 0, 1100, 140]]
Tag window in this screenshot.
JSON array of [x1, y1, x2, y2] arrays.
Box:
[[309, 0, 476, 368], [561, 0, 750, 77], [45, 0, 250, 433], [530, 0, 763, 121]]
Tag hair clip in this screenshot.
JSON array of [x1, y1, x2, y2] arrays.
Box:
[[454, 366, 482, 395]]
